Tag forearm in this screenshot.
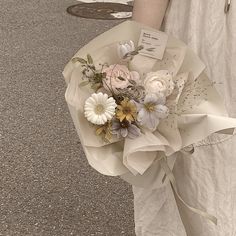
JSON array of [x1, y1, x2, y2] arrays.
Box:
[[132, 0, 169, 30]]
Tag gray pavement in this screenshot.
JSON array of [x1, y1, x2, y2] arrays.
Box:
[[0, 1, 135, 235]]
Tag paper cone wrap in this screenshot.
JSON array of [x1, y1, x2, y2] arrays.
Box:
[[63, 21, 236, 188]]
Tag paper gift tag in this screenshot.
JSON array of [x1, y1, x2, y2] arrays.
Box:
[[138, 29, 168, 60]]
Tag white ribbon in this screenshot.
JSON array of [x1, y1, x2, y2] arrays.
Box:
[[159, 155, 218, 225]]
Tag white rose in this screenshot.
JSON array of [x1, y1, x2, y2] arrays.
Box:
[[143, 70, 174, 97]]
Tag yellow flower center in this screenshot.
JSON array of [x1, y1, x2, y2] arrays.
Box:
[[144, 103, 155, 112], [123, 106, 132, 115], [120, 120, 129, 128], [95, 104, 105, 115]]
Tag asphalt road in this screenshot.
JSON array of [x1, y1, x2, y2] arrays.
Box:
[[0, 1, 135, 235]]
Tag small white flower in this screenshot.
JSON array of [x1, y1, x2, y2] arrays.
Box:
[[84, 93, 117, 125], [136, 94, 169, 131], [144, 70, 174, 97], [117, 40, 135, 60]]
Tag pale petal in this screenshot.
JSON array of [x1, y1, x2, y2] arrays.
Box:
[[130, 71, 140, 82], [128, 40, 135, 51], [103, 93, 108, 100], [87, 115, 96, 122], [122, 45, 129, 55], [137, 108, 147, 123], [111, 121, 121, 131], [138, 109, 150, 125], [84, 104, 94, 111], [155, 94, 166, 105], [155, 105, 169, 119], [120, 128, 128, 137], [91, 115, 98, 124], [86, 99, 94, 106], [101, 114, 108, 123], [127, 124, 141, 139], [106, 110, 115, 116], [133, 101, 143, 111], [84, 112, 93, 119], [106, 114, 113, 120], [146, 114, 160, 131], [96, 93, 104, 103], [107, 99, 117, 107], [97, 116, 103, 125], [144, 93, 158, 103]]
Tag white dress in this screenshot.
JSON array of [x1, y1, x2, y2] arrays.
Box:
[[133, 0, 236, 235]]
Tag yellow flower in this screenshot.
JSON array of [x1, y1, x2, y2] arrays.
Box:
[[116, 98, 137, 122]]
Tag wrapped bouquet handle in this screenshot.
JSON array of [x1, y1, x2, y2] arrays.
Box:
[[159, 155, 217, 225]]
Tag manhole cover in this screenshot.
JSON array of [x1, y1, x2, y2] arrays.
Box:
[[67, 3, 133, 20]]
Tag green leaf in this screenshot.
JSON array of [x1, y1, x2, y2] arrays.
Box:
[[130, 51, 138, 56], [72, 57, 87, 64], [96, 127, 104, 135], [137, 85, 145, 90], [94, 73, 103, 82], [87, 54, 93, 64], [146, 47, 155, 52], [137, 45, 144, 51], [129, 80, 137, 85], [116, 88, 123, 91], [123, 52, 129, 58], [91, 83, 102, 92], [89, 65, 96, 70], [79, 81, 90, 87], [118, 76, 126, 81]]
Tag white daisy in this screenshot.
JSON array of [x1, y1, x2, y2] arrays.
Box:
[[84, 93, 117, 125]]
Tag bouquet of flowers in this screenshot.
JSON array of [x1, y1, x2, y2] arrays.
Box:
[[63, 21, 236, 223]]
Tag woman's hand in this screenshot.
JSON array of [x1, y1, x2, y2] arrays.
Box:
[[132, 0, 169, 30]]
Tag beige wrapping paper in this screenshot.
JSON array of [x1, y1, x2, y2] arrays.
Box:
[[63, 21, 236, 189]]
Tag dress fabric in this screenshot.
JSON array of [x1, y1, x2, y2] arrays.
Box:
[[133, 0, 236, 235]]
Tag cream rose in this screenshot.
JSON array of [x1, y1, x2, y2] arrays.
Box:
[[102, 64, 139, 94], [143, 70, 174, 97]]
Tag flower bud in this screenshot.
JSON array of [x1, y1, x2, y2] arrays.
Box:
[[117, 40, 135, 60]]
